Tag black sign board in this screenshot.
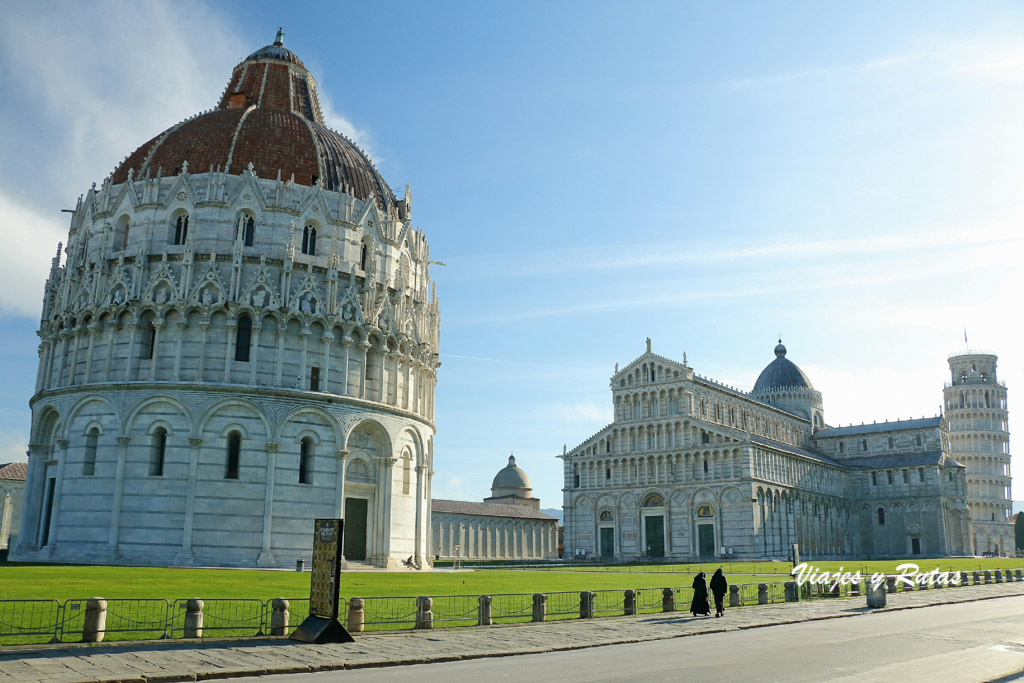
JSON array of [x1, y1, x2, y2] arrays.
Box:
[[290, 518, 354, 643]]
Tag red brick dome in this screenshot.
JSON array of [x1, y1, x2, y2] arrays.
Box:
[[110, 32, 397, 214]]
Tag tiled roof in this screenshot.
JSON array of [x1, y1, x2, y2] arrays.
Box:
[[814, 416, 942, 438], [0, 462, 27, 481], [431, 499, 558, 521]]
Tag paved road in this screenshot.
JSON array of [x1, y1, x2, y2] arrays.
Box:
[[244, 596, 1024, 683]]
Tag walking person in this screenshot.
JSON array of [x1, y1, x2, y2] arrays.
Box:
[[710, 567, 728, 617], [690, 571, 712, 616]]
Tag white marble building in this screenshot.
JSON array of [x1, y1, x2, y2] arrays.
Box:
[[431, 456, 558, 560], [562, 339, 979, 561], [0, 463, 26, 551], [12, 33, 440, 570]]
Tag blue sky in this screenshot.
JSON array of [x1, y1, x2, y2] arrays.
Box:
[[1, 1, 1022, 509]]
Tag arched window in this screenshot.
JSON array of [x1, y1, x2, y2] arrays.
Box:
[[359, 242, 368, 270], [301, 224, 317, 255], [115, 216, 131, 251], [838, 441, 845, 454], [599, 510, 613, 521], [238, 215, 255, 246], [150, 427, 167, 476], [139, 317, 155, 360], [299, 437, 313, 484], [172, 214, 189, 245], [402, 454, 411, 495], [83, 428, 99, 476], [309, 366, 320, 392], [877, 507, 885, 525], [225, 431, 241, 479], [235, 316, 252, 362], [643, 494, 664, 507]]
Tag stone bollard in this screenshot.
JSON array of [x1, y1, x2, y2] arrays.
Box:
[[1005, 570, 1013, 583], [1017, 570, 1023, 582], [973, 571, 980, 586], [662, 588, 675, 612], [269, 598, 289, 636], [82, 598, 107, 643], [886, 576, 897, 594], [984, 570, 991, 585], [478, 595, 492, 626], [919, 578, 928, 590], [623, 590, 636, 616], [757, 583, 769, 605], [995, 570, 1004, 584], [184, 599, 204, 639], [532, 593, 547, 622], [784, 581, 799, 602], [729, 585, 740, 607], [415, 596, 433, 629], [347, 598, 365, 633], [866, 583, 887, 608], [850, 581, 861, 597], [580, 591, 594, 619], [959, 571, 968, 587]]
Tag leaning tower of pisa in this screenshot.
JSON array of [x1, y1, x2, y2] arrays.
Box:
[[943, 351, 1013, 555]]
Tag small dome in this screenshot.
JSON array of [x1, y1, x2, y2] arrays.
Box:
[[752, 340, 813, 394], [491, 454, 531, 492]]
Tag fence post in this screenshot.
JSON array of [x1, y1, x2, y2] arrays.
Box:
[[729, 585, 740, 607], [478, 595, 492, 626], [347, 598, 365, 633], [662, 588, 675, 612], [532, 593, 547, 622], [82, 598, 107, 643], [757, 584, 768, 605], [623, 590, 636, 616], [183, 599, 204, 639], [784, 581, 799, 602], [415, 596, 433, 629], [984, 570, 992, 585], [886, 576, 897, 594], [580, 591, 594, 619], [269, 598, 289, 636], [866, 582, 886, 608]]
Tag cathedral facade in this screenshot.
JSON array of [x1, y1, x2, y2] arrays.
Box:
[[561, 340, 999, 561], [13, 33, 440, 569]]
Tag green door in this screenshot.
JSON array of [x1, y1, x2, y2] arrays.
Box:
[[343, 498, 368, 561], [644, 516, 665, 558], [698, 524, 715, 558], [599, 527, 615, 558]]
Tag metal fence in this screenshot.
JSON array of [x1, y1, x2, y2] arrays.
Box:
[[2, 570, 1020, 645]]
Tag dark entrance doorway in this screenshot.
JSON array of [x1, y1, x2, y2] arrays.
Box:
[[698, 524, 716, 558], [343, 498, 368, 561], [599, 527, 614, 558], [644, 516, 665, 558], [41, 477, 56, 546], [911, 537, 921, 555]]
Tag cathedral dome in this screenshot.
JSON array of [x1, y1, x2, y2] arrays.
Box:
[[109, 30, 397, 214], [491, 455, 532, 493], [752, 341, 814, 394]]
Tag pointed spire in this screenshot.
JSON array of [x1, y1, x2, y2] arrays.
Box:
[[274, 27, 285, 46]]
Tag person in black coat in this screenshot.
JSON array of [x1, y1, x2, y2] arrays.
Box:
[[710, 568, 728, 617], [690, 572, 711, 616]]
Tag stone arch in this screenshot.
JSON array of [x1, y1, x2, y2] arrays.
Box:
[[274, 404, 342, 448], [125, 395, 194, 438], [196, 398, 272, 441], [61, 394, 119, 441], [32, 406, 62, 446], [342, 418, 393, 457]]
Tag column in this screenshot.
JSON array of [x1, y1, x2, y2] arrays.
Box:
[[341, 340, 351, 396], [173, 319, 187, 380], [249, 323, 262, 385], [322, 336, 333, 391], [83, 322, 98, 383], [124, 321, 138, 381], [415, 464, 425, 564], [274, 327, 285, 386], [380, 457, 396, 565], [148, 321, 163, 380], [47, 439, 69, 553], [359, 344, 369, 399], [175, 437, 202, 565], [68, 330, 81, 384], [197, 322, 209, 382], [16, 446, 48, 551], [257, 442, 278, 566], [108, 436, 130, 549], [223, 320, 236, 383], [334, 449, 348, 519]]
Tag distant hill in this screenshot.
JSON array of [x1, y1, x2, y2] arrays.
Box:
[[541, 508, 563, 523]]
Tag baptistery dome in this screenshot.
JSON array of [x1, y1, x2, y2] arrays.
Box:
[[752, 342, 814, 393], [13, 31, 440, 571]]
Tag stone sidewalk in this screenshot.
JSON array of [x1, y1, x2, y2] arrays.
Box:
[[3, 581, 1024, 683]]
